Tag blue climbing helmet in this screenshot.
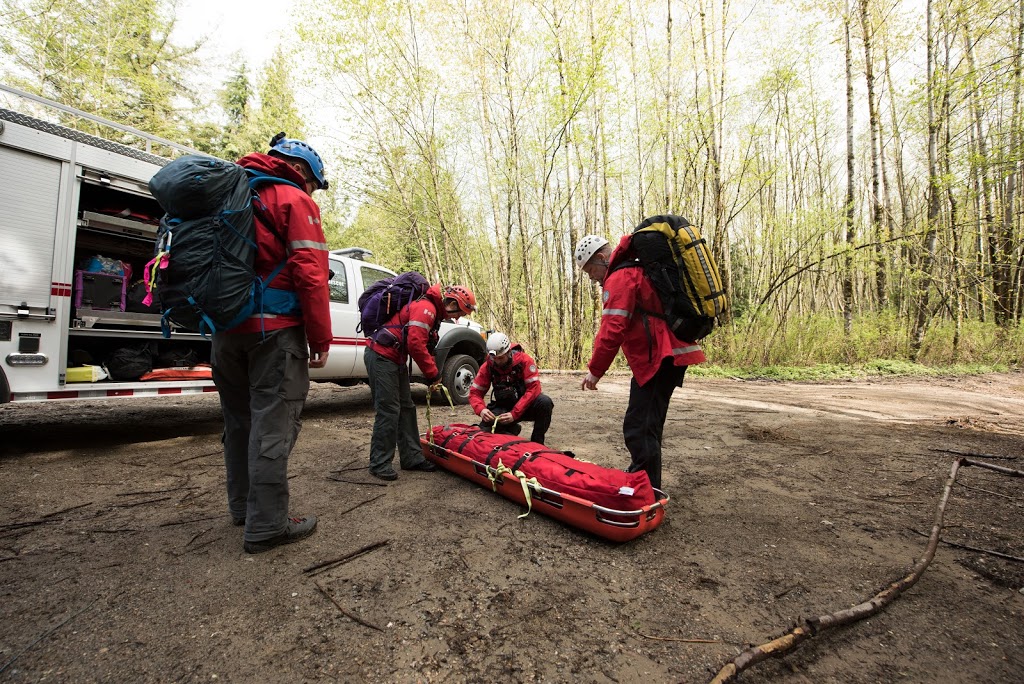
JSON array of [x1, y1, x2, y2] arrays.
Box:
[[268, 132, 329, 190]]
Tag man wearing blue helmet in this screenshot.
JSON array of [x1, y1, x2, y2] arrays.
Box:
[[213, 132, 332, 554], [267, 132, 329, 193]]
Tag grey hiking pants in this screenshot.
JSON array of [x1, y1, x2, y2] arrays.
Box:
[[212, 326, 309, 542], [365, 347, 426, 474]]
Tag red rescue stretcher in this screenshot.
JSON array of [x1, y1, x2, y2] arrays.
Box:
[[421, 424, 669, 542]]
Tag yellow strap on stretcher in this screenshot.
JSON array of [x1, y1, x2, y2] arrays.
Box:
[[424, 383, 455, 446], [489, 458, 541, 519]]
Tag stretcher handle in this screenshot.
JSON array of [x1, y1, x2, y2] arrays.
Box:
[[593, 512, 642, 528]]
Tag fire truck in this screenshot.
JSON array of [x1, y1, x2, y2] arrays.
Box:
[[0, 86, 486, 404]]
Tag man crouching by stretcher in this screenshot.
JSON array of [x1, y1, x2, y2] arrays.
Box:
[[469, 332, 554, 445]]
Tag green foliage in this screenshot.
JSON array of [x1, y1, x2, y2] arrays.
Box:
[[1, 0, 202, 142], [700, 311, 1022, 373], [689, 360, 1009, 381]]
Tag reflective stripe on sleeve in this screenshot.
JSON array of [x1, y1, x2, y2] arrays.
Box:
[[408, 320, 431, 330], [673, 344, 702, 355], [524, 376, 539, 384], [602, 308, 632, 318], [471, 383, 486, 391], [289, 239, 328, 251]]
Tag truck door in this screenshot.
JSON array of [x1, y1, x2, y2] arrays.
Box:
[[0, 137, 69, 399], [311, 257, 357, 379], [0, 145, 63, 315]]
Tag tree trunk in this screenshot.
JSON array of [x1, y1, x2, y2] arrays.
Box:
[[701, 2, 732, 323], [860, 0, 887, 309], [912, 0, 942, 358], [843, 0, 855, 335], [962, 17, 997, 325], [999, 0, 1024, 324]]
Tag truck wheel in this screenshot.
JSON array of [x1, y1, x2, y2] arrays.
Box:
[[441, 354, 478, 405]]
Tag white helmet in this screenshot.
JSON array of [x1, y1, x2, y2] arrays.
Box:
[[574, 235, 609, 268], [486, 332, 512, 357]]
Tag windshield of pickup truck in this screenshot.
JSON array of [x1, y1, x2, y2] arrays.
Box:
[[360, 266, 392, 289]]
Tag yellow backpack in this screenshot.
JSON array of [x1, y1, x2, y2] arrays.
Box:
[[628, 214, 728, 341]]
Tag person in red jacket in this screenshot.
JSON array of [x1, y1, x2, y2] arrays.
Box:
[[574, 232, 706, 490], [365, 283, 478, 480], [212, 134, 331, 554], [469, 332, 553, 444]]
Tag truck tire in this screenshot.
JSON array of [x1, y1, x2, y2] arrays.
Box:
[[441, 353, 478, 405]]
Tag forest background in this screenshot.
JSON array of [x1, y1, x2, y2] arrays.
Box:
[[2, 0, 1022, 377]]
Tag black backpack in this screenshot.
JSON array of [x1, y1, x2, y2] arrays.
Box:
[[103, 343, 155, 381], [145, 155, 300, 336], [624, 214, 728, 341]]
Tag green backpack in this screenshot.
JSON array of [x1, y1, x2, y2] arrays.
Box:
[[627, 214, 728, 341]]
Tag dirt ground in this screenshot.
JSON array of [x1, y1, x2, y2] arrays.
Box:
[[1, 372, 1023, 683]]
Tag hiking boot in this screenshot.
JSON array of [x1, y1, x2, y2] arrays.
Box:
[[243, 515, 318, 554], [370, 468, 398, 481], [402, 460, 437, 472]]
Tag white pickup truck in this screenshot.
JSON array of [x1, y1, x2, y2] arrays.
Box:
[[0, 89, 486, 404], [316, 247, 486, 403]]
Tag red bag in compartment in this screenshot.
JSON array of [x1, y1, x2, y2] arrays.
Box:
[[429, 424, 655, 511]]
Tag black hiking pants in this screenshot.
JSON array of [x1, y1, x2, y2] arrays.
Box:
[[622, 360, 687, 491], [478, 393, 554, 445]]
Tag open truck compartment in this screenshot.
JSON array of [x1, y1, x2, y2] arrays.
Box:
[[66, 180, 213, 386]]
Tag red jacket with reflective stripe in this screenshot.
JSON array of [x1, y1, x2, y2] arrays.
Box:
[[469, 344, 542, 420], [587, 235, 706, 386], [365, 284, 443, 381], [231, 153, 332, 354]]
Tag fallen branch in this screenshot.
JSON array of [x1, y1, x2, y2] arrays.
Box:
[[118, 486, 199, 497], [961, 457, 1024, 477], [0, 529, 33, 542], [111, 496, 171, 508], [327, 476, 388, 488], [158, 515, 221, 527], [313, 580, 383, 632], [635, 631, 724, 644], [956, 482, 1021, 502], [172, 449, 222, 465], [304, 540, 389, 575], [709, 456, 1018, 683], [186, 527, 214, 547], [337, 494, 386, 518], [774, 584, 804, 600], [930, 447, 1017, 461], [0, 596, 99, 675], [0, 519, 56, 532], [183, 538, 218, 554], [41, 502, 93, 518], [909, 528, 1024, 563]]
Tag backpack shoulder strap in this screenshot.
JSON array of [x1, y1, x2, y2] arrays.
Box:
[[609, 259, 642, 275], [244, 169, 301, 248], [244, 168, 302, 191]]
